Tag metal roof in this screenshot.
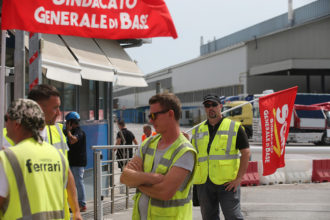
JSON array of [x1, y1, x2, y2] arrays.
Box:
[[200, 0, 330, 56]]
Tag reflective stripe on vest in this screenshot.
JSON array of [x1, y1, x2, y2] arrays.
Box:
[[158, 143, 191, 168], [3, 148, 66, 219], [151, 188, 192, 208], [194, 120, 239, 163], [142, 138, 194, 207], [192, 118, 241, 185], [44, 124, 68, 153], [134, 134, 196, 219], [141, 135, 157, 160]]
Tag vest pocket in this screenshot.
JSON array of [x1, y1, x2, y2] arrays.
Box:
[[150, 206, 178, 219], [210, 160, 236, 182], [193, 164, 203, 184]]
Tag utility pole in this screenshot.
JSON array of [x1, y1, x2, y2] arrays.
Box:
[[28, 33, 42, 89], [14, 30, 25, 99]]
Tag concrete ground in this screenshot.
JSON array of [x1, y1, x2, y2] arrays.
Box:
[[81, 182, 330, 220], [81, 123, 330, 219]]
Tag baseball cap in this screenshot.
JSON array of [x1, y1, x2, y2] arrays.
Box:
[[203, 94, 225, 104]]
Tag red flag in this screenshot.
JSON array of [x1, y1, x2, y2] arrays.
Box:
[[259, 86, 298, 176], [1, 0, 177, 39]]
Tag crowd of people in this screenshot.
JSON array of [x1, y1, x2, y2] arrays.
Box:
[[0, 84, 250, 220]]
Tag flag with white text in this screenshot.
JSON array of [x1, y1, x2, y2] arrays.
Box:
[[1, 0, 178, 39], [259, 86, 297, 176]]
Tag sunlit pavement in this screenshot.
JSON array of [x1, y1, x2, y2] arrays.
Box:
[[81, 123, 330, 220]]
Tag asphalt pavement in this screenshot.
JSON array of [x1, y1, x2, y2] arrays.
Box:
[[80, 123, 330, 220], [82, 182, 330, 220]]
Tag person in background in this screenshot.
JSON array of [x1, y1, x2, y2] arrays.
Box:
[[115, 120, 138, 171], [120, 92, 197, 220], [64, 112, 87, 212], [141, 124, 157, 142], [0, 99, 69, 219], [27, 84, 81, 219], [191, 94, 250, 220]]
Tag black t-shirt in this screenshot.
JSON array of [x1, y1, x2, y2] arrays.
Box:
[[207, 117, 249, 154], [116, 128, 136, 168], [116, 128, 135, 145], [66, 126, 87, 167]]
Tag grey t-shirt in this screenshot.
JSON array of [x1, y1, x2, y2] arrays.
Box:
[[136, 145, 195, 220]]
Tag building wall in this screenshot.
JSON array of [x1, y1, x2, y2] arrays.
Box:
[[172, 45, 247, 93], [247, 17, 330, 69], [114, 45, 248, 109]]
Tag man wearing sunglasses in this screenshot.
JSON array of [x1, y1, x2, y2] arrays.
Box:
[[192, 94, 250, 220], [120, 93, 197, 220]]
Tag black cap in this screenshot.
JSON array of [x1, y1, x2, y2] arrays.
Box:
[[203, 94, 224, 104]]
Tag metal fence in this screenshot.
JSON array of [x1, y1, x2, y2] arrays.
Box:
[[92, 145, 138, 220]]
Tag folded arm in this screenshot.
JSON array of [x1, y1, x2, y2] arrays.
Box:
[[120, 156, 164, 187], [138, 166, 190, 201]]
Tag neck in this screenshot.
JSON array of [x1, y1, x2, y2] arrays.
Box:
[[13, 129, 33, 145], [208, 115, 222, 126], [158, 122, 180, 149]]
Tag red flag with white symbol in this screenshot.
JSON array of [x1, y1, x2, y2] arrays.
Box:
[[259, 86, 298, 176], [1, 0, 178, 39]]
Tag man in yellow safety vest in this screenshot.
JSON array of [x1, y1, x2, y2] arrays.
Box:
[[120, 92, 197, 220], [192, 94, 251, 220], [0, 99, 69, 219], [1, 84, 82, 219]]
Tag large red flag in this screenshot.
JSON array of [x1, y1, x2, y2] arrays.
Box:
[[1, 0, 177, 39], [259, 86, 298, 176]]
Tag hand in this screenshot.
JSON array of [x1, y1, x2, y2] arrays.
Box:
[[148, 173, 165, 185], [72, 212, 83, 220], [126, 157, 143, 171], [224, 177, 242, 192], [66, 121, 72, 132]]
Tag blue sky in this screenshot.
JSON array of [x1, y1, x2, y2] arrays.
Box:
[[126, 0, 316, 74]]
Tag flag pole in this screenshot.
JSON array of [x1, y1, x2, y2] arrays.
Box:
[[0, 30, 7, 147], [185, 98, 259, 133]]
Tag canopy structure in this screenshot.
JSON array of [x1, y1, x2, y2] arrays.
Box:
[[42, 34, 82, 85], [25, 33, 148, 86], [61, 36, 115, 83], [95, 39, 147, 87]]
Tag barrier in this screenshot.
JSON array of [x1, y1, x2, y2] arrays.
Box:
[[312, 159, 330, 183], [241, 161, 259, 186], [258, 161, 286, 185], [284, 159, 312, 184]]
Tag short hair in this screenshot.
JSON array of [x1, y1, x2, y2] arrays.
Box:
[[143, 124, 152, 130], [117, 120, 125, 127], [149, 92, 181, 121], [28, 84, 60, 102], [7, 99, 45, 143]]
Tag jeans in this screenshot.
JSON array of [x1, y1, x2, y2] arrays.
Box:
[[71, 166, 86, 207], [196, 178, 243, 220]]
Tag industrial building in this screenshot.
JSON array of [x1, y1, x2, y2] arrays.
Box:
[[113, 0, 330, 125]]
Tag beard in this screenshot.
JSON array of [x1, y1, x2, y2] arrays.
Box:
[[208, 110, 218, 119]]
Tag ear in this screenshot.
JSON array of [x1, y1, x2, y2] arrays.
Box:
[[14, 121, 22, 130], [168, 109, 175, 119]]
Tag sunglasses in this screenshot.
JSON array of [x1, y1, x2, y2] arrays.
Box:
[[148, 109, 169, 120], [204, 102, 218, 108]]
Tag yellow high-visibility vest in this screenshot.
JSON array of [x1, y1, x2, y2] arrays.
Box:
[[2, 124, 70, 219], [2, 128, 14, 147], [132, 134, 197, 220], [0, 137, 68, 220], [192, 118, 241, 185]]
